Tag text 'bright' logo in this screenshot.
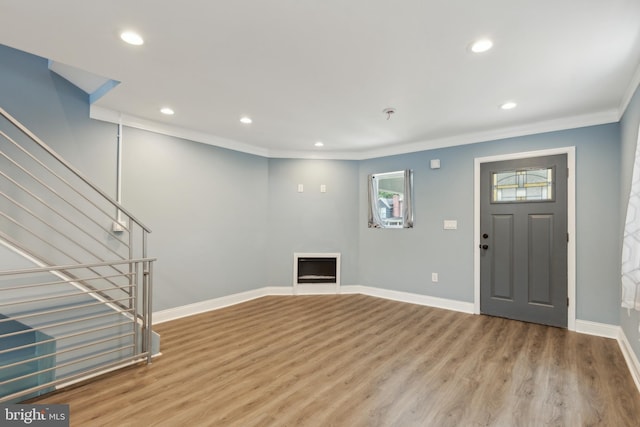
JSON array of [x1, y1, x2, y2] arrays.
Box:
[[1, 405, 69, 426], [4, 407, 47, 424]]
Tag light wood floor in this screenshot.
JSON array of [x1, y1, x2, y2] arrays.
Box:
[[30, 295, 640, 426]]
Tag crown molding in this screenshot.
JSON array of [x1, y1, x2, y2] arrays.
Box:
[[90, 106, 270, 158], [619, 60, 640, 118], [357, 110, 619, 160], [91, 105, 619, 161]]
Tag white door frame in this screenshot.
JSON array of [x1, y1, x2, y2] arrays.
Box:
[[474, 147, 576, 331]]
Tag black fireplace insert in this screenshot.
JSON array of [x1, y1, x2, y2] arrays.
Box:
[[296, 257, 337, 284]]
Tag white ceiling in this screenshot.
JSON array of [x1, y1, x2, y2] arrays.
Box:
[[1, 0, 639, 159]]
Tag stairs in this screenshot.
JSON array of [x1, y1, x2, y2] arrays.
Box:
[[0, 314, 55, 402], [1, 107, 158, 403], [0, 262, 160, 403]]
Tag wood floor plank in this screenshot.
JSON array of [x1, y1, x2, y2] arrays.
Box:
[[27, 295, 640, 426]]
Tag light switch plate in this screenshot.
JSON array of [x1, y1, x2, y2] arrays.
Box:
[[297, 184, 304, 192], [443, 220, 457, 230]]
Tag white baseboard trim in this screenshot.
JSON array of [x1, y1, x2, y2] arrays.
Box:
[[153, 285, 475, 325], [618, 328, 640, 393], [342, 285, 475, 314], [574, 319, 640, 394], [294, 284, 340, 295], [574, 319, 620, 339], [153, 287, 291, 324], [262, 286, 295, 296]]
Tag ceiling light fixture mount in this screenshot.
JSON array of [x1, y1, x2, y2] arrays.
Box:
[[160, 107, 175, 115], [382, 107, 396, 120], [240, 116, 253, 124], [500, 101, 517, 110]]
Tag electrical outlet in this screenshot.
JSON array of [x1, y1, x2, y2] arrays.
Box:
[[431, 272, 438, 283]]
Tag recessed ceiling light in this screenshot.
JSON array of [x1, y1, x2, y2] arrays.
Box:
[[314, 141, 324, 147], [500, 101, 518, 110], [240, 117, 252, 124], [470, 39, 493, 53], [120, 31, 144, 46], [160, 107, 174, 115]]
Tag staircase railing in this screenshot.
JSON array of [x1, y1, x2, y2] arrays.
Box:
[[0, 107, 155, 403]]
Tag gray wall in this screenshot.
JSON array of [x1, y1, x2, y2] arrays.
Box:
[[359, 151, 474, 301], [121, 128, 269, 309], [359, 124, 622, 325], [267, 159, 359, 286], [1, 44, 269, 311], [620, 83, 640, 360], [0, 45, 116, 194], [0, 245, 34, 270], [0, 43, 631, 331]]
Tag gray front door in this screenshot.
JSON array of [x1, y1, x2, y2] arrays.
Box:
[[480, 154, 568, 328]]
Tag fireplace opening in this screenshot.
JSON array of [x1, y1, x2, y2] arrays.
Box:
[[297, 257, 336, 283], [294, 253, 341, 286]]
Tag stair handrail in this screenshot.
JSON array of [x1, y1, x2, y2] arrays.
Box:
[[0, 107, 151, 234], [0, 257, 156, 277], [0, 106, 156, 403]]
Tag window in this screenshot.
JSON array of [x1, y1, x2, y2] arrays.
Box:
[[368, 170, 413, 228], [492, 167, 554, 202]]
